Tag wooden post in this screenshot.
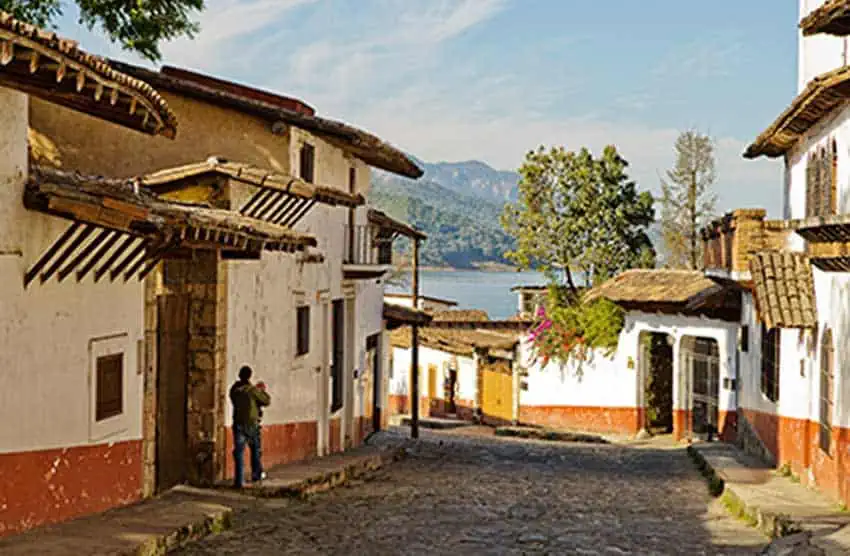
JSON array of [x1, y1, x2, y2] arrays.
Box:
[[410, 238, 420, 439]]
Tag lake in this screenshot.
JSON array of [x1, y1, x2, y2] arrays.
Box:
[[386, 270, 547, 320]]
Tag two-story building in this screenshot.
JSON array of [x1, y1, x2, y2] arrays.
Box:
[[734, 0, 850, 503], [29, 61, 424, 489], [0, 12, 424, 537], [0, 13, 330, 536]]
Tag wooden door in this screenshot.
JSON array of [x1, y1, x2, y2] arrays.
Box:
[[156, 294, 189, 492], [428, 364, 438, 415], [371, 336, 382, 432], [331, 299, 344, 413], [444, 368, 458, 414], [480, 359, 513, 424]]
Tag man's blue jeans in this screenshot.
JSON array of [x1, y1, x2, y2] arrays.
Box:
[[232, 423, 263, 487]]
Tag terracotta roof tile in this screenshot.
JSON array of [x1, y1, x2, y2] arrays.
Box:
[[800, 0, 850, 36], [586, 269, 718, 304], [0, 11, 176, 136], [745, 66, 850, 159], [749, 251, 816, 329]]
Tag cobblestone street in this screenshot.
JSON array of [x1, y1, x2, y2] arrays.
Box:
[[177, 428, 767, 555]]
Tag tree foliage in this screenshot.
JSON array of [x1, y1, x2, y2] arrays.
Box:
[[1, 0, 205, 62], [528, 285, 624, 374], [659, 129, 718, 269], [502, 145, 655, 368], [501, 145, 656, 290]]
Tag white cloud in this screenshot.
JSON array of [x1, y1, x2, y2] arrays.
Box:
[[159, 0, 319, 70], [56, 0, 783, 218]]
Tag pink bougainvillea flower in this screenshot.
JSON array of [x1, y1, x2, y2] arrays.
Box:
[[536, 305, 546, 318]]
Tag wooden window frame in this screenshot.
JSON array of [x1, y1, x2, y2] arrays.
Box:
[[95, 353, 124, 422], [760, 324, 780, 403], [806, 140, 839, 218], [300, 143, 315, 184], [820, 329, 835, 454], [296, 305, 310, 357]]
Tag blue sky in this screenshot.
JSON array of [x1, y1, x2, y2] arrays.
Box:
[[58, 0, 798, 216]]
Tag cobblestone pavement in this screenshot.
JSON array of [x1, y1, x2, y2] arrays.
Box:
[[177, 428, 767, 555]]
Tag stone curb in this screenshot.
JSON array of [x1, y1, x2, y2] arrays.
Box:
[[134, 506, 233, 556], [686, 445, 800, 540], [494, 426, 609, 444], [248, 447, 406, 500]]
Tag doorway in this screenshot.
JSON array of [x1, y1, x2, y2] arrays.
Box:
[[369, 334, 382, 432], [316, 300, 330, 456], [155, 293, 189, 492], [330, 299, 344, 414], [639, 331, 674, 434], [444, 365, 458, 415], [683, 337, 720, 440]]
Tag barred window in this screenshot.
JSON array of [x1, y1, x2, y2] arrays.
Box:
[[760, 325, 780, 403]]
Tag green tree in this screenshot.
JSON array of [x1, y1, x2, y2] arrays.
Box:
[[501, 145, 656, 292], [1, 0, 205, 62], [659, 129, 718, 269]]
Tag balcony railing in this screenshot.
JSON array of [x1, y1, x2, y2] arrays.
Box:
[[344, 225, 393, 266]]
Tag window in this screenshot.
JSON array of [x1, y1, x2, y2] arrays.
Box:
[[760, 325, 780, 403], [820, 329, 835, 453], [740, 325, 749, 353], [806, 140, 838, 218], [348, 167, 356, 194], [300, 143, 315, 183], [96, 354, 123, 421], [296, 306, 310, 356]]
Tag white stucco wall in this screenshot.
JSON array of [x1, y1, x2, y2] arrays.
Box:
[[384, 295, 455, 312], [225, 131, 383, 441], [799, 0, 848, 92], [388, 345, 477, 405], [519, 311, 738, 414], [0, 90, 145, 454], [786, 102, 850, 225], [780, 84, 850, 430]]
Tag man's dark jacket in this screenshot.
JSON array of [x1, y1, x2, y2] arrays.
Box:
[[229, 380, 271, 427]]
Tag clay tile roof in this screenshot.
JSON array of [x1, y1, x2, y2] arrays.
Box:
[[142, 157, 364, 208], [383, 303, 432, 329], [0, 11, 176, 137], [745, 66, 850, 159], [431, 309, 490, 322], [367, 209, 426, 241], [749, 251, 817, 329], [107, 60, 422, 178], [586, 269, 718, 305], [25, 166, 316, 254], [800, 0, 850, 36], [389, 326, 517, 357]]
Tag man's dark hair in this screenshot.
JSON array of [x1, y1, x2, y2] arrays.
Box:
[[239, 365, 253, 381]]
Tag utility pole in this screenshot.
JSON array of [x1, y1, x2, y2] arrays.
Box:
[[410, 238, 420, 439]]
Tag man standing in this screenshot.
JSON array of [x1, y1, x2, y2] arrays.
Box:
[[229, 365, 271, 488]]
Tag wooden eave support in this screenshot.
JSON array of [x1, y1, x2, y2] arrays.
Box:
[[0, 31, 170, 137]]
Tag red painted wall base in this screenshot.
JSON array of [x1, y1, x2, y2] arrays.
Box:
[[0, 440, 143, 538]]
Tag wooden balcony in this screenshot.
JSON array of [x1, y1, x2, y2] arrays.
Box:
[[342, 224, 393, 279]]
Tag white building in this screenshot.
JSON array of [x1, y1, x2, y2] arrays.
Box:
[[384, 292, 458, 312], [734, 0, 850, 503], [0, 14, 424, 536]]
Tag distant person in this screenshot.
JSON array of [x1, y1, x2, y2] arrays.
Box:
[[229, 365, 271, 488]]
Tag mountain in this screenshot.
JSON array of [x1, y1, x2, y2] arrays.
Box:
[[370, 159, 663, 270], [418, 160, 519, 203], [371, 160, 519, 269]]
